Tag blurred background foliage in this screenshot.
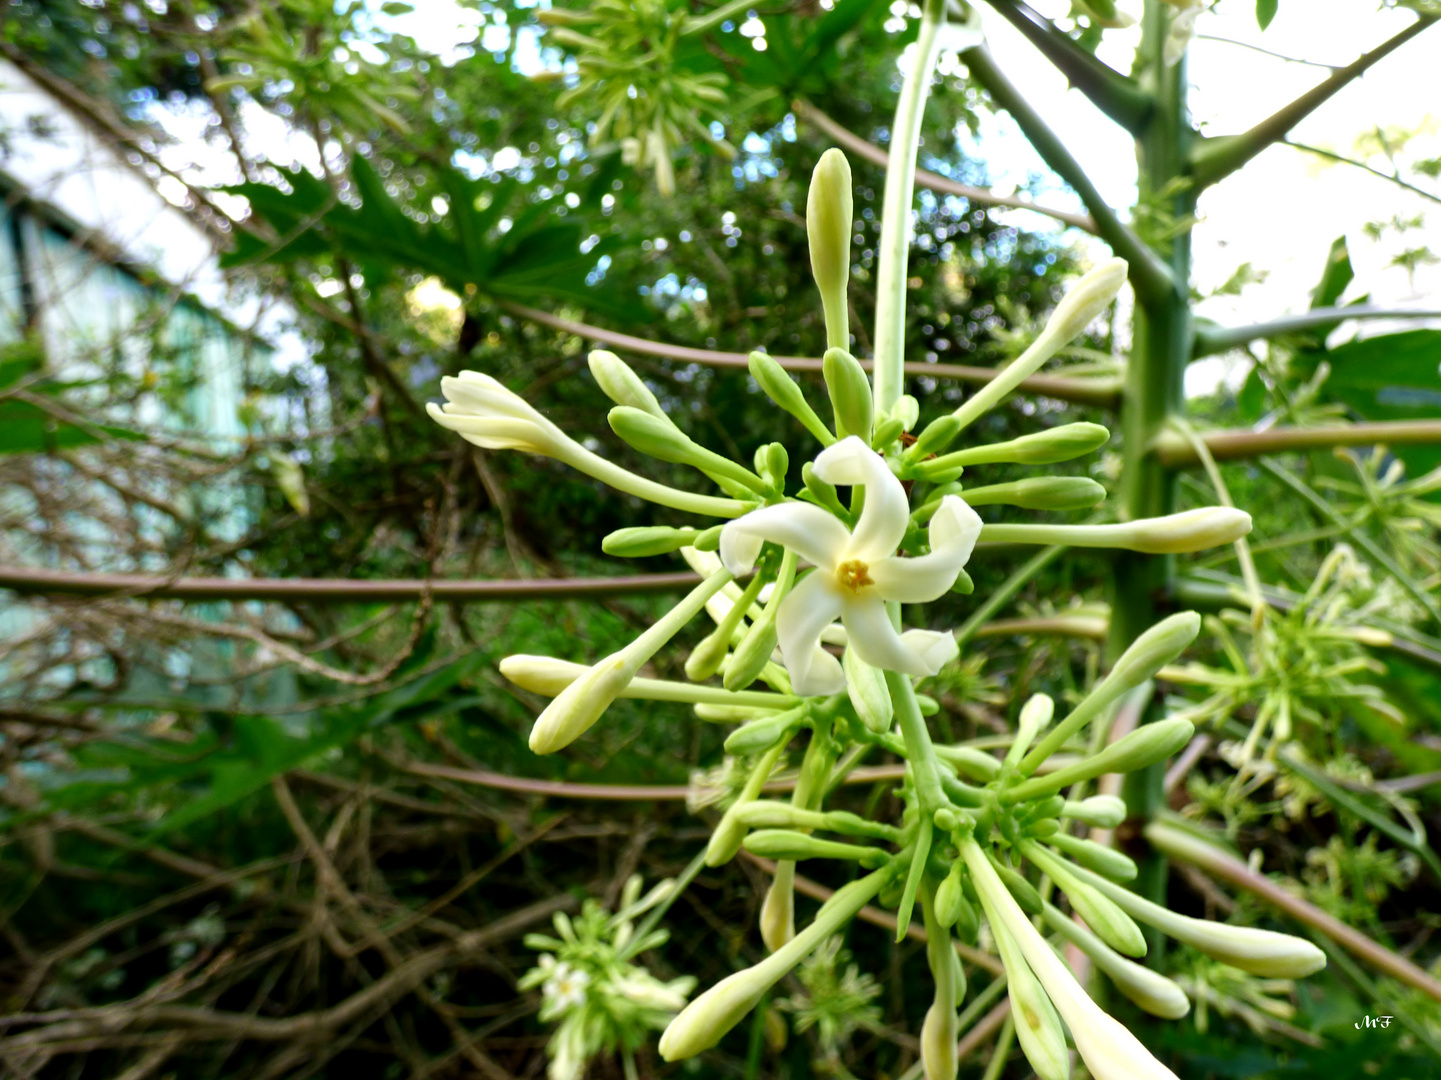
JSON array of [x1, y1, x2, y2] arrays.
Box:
[[0, 1, 1438, 1078]]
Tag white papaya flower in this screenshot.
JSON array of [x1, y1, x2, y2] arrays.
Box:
[[719, 436, 980, 695]]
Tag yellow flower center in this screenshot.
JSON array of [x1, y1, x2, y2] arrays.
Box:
[[835, 559, 874, 593]]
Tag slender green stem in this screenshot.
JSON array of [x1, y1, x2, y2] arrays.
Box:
[[680, 0, 754, 36], [979, 1012, 1016, 1080], [953, 546, 1066, 648], [872, 0, 947, 414], [1193, 305, 1441, 357]]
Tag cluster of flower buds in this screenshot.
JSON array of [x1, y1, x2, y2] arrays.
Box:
[[431, 149, 1323, 1080]]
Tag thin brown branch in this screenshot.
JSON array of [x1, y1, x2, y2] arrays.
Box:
[[792, 99, 1097, 232], [1154, 419, 1441, 467]]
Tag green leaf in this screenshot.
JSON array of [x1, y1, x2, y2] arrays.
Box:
[[1256, 0, 1279, 30], [1312, 235, 1353, 311], [1322, 329, 1441, 475], [0, 401, 143, 455]]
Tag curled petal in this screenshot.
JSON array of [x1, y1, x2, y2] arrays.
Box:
[[775, 571, 846, 696], [868, 496, 981, 602], [426, 405, 554, 454], [720, 502, 851, 575], [442, 372, 547, 423], [811, 436, 909, 561], [840, 597, 939, 677], [899, 629, 958, 674]]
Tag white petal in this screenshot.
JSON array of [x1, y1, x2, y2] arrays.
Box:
[[442, 372, 541, 421], [427, 404, 552, 454], [867, 496, 982, 602], [899, 629, 958, 674], [811, 436, 909, 561], [776, 571, 846, 696], [840, 597, 932, 676], [719, 502, 851, 575]]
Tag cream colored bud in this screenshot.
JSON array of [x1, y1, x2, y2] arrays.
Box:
[[500, 654, 586, 696], [1062, 795, 1128, 829], [822, 347, 874, 442], [1043, 903, 1189, 1019], [759, 866, 796, 952], [1025, 843, 1146, 957], [1123, 508, 1253, 554], [908, 415, 963, 459], [919, 422, 1111, 474], [1045, 257, 1129, 345], [807, 148, 853, 349], [725, 617, 779, 691], [1010, 718, 1195, 800], [589, 350, 665, 417], [686, 626, 732, 682], [528, 654, 634, 754], [844, 647, 893, 733], [992, 922, 1070, 1080], [921, 1002, 959, 1080], [725, 709, 803, 755], [749, 351, 835, 446]]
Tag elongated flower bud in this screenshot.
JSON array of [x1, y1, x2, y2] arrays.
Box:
[[1046, 257, 1129, 344], [1019, 613, 1200, 776], [759, 863, 795, 953], [528, 653, 636, 755], [603, 525, 702, 557], [1024, 842, 1146, 957], [947, 422, 1113, 471], [748, 351, 835, 446], [1009, 718, 1195, 801], [807, 148, 853, 349], [908, 417, 961, 463], [500, 654, 587, 696], [725, 708, 805, 755], [844, 646, 893, 733], [743, 830, 888, 868], [822, 347, 873, 442], [989, 855, 1043, 915], [1042, 904, 1189, 1019], [660, 870, 886, 1060], [991, 919, 1070, 1080], [726, 616, 779, 691], [1067, 857, 1326, 978], [920, 1002, 958, 1080], [609, 406, 763, 492], [1006, 693, 1055, 766], [1122, 508, 1254, 554], [1047, 832, 1138, 882], [961, 476, 1106, 511], [589, 350, 665, 417], [1062, 794, 1128, 828]]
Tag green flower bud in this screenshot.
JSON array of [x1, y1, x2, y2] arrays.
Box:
[[686, 626, 733, 682], [609, 406, 766, 492], [706, 744, 785, 867], [844, 646, 893, 733], [725, 617, 779, 691], [807, 148, 853, 349], [916, 693, 940, 716], [960, 476, 1107, 511], [1025, 841, 1146, 957], [725, 707, 806, 755], [934, 744, 1002, 782], [1016, 794, 1066, 826], [1028, 818, 1060, 837], [921, 422, 1111, 472], [754, 442, 789, 488], [1047, 832, 1138, 882], [907, 415, 963, 460], [659, 870, 886, 1060], [800, 460, 850, 518], [1042, 903, 1189, 1020], [920, 1001, 958, 1080], [1006, 693, 1055, 766], [603, 525, 702, 557], [872, 414, 905, 451], [748, 352, 834, 446], [742, 829, 888, 868], [989, 854, 1042, 915], [1062, 795, 1127, 829], [1008, 718, 1195, 801], [589, 350, 665, 417], [822, 347, 873, 442], [934, 864, 972, 931], [693, 524, 724, 552]]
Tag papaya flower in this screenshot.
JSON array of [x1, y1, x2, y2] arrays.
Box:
[[719, 436, 980, 696]]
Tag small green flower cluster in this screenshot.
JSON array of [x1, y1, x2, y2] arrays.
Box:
[[520, 876, 695, 1080]]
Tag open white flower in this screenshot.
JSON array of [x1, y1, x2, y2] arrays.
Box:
[[719, 436, 980, 696]]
